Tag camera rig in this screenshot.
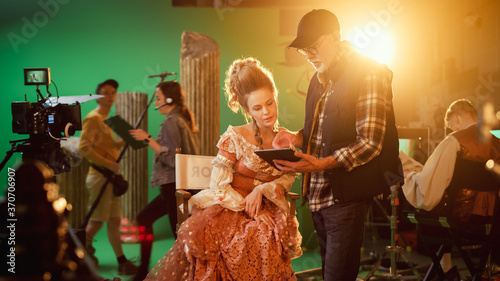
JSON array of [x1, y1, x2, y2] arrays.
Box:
[[0, 68, 101, 174], [12, 100, 82, 138]]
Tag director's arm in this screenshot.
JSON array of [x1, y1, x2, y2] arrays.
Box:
[[273, 128, 340, 172], [276, 70, 390, 173], [331, 71, 389, 171], [274, 151, 340, 173]]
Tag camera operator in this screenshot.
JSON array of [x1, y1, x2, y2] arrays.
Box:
[[78, 79, 138, 275]]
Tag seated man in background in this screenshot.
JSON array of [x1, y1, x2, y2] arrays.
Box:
[[402, 99, 500, 280]]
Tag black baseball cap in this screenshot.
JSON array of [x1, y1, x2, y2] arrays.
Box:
[[288, 9, 340, 49], [96, 79, 119, 95]]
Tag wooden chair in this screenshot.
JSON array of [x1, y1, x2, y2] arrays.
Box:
[[405, 156, 500, 281], [174, 153, 300, 232]]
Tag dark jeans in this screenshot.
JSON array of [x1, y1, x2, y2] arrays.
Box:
[[136, 183, 177, 238], [135, 183, 177, 277], [312, 198, 370, 281]]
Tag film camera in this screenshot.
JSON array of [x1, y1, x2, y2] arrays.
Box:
[[12, 68, 82, 138], [2, 68, 91, 174], [11, 100, 81, 137], [0, 69, 105, 280]]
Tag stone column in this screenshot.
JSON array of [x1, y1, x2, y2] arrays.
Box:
[[115, 92, 149, 241], [180, 31, 220, 156], [57, 137, 89, 229]]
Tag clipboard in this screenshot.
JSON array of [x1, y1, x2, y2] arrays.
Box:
[[103, 115, 148, 150], [254, 148, 301, 170]]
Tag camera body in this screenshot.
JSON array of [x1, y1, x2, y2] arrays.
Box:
[[11, 101, 82, 138], [12, 67, 82, 138], [3, 68, 87, 174]]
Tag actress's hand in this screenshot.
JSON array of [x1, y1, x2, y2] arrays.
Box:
[[255, 209, 275, 229], [272, 130, 297, 149], [241, 188, 263, 219]]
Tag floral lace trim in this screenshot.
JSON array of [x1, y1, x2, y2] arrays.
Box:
[[211, 156, 234, 201], [254, 173, 297, 214], [189, 188, 244, 212], [213, 154, 234, 169], [218, 126, 283, 178]]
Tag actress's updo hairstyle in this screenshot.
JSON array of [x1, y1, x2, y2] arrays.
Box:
[[224, 57, 279, 147], [224, 57, 278, 118]]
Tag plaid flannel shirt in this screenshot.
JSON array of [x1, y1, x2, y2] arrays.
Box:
[[308, 41, 393, 212]]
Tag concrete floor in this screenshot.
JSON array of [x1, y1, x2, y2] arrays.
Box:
[[295, 224, 500, 281]]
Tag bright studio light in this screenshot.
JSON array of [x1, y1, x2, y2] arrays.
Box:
[[347, 28, 394, 65]]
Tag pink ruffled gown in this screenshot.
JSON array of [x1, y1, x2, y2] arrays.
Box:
[[144, 126, 303, 280]]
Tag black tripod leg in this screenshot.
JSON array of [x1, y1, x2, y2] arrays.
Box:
[[364, 252, 388, 281], [0, 146, 16, 173], [80, 177, 112, 229]]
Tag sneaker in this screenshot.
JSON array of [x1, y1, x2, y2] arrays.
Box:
[[132, 271, 148, 281], [118, 260, 140, 275], [86, 244, 99, 266]]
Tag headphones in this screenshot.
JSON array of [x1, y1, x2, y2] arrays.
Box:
[[155, 80, 179, 110], [155, 94, 174, 111]]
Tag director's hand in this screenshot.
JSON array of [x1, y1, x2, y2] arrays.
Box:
[[274, 151, 339, 173]]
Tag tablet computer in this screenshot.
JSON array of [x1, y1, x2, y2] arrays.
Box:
[[254, 148, 301, 170]]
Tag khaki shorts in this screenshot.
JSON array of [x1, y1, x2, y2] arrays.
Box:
[[86, 172, 122, 222]]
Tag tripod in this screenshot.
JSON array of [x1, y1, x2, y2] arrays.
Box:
[[364, 184, 423, 280]]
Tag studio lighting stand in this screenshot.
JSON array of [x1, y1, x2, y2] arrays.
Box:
[[364, 184, 423, 281]]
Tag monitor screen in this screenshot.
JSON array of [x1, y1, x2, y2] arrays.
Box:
[[397, 127, 430, 165], [24, 68, 51, 85]]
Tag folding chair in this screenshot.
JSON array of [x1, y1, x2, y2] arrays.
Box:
[[174, 153, 300, 232], [174, 153, 214, 231], [406, 157, 500, 281]]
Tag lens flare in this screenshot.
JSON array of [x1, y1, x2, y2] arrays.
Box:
[[347, 28, 394, 65]]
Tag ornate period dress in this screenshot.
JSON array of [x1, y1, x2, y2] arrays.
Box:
[[144, 126, 303, 280]]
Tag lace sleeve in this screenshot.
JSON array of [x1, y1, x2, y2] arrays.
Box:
[[255, 172, 297, 214], [189, 136, 245, 212], [217, 130, 236, 154]]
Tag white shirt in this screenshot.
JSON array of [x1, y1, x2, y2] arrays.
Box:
[[402, 135, 460, 211]]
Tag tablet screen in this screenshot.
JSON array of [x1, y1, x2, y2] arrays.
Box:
[[254, 148, 300, 170]]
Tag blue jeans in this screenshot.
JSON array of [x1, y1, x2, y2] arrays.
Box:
[[312, 198, 370, 281]]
